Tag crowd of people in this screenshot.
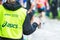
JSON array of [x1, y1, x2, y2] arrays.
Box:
[[0, 0, 58, 40]]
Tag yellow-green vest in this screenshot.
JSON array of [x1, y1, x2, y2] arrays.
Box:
[[0, 5, 27, 39]]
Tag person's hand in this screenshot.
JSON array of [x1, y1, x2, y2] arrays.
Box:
[[27, 9, 32, 14], [27, 11, 30, 13], [27, 10, 32, 14]]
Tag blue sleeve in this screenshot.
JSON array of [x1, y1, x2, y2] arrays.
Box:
[[23, 0, 27, 3]]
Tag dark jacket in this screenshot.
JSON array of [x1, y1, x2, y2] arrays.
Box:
[[26, 0, 31, 10], [0, 1, 38, 40]]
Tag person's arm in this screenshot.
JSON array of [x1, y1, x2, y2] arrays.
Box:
[[27, 0, 35, 13], [23, 14, 40, 35]]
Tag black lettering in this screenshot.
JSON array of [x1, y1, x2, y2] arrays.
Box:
[[2, 22, 7, 27], [7, 23, 13, 28], [2, 21, 18, 28]]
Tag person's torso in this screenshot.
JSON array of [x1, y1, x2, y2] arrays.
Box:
[[0, 5, 26, 39], [36, 0, 47, 8]]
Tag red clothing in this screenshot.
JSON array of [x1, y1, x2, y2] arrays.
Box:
[[36, 0, 48, 8]]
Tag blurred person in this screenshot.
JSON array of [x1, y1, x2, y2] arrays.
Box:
[[50, 0, 58, 19], [36, 0, 49, 23], [0, 0, 41, 40]]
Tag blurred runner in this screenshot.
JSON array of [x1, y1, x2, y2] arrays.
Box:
[[36, 0, 49, 24]]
